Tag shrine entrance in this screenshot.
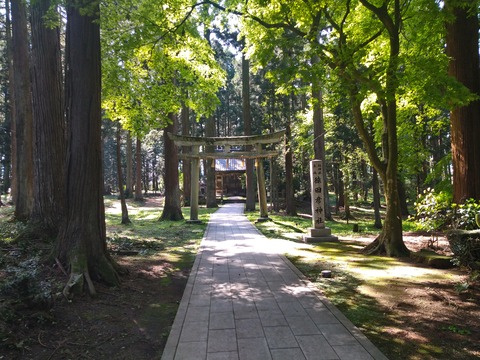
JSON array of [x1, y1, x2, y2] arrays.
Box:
[[168, 130, 285, 223]]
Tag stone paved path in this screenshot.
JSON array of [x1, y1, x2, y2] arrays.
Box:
[[162, 203, 388, 360]]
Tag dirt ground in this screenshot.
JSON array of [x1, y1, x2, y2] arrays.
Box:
[[0, 200, 479, 359], [0, 255, 188, 360]]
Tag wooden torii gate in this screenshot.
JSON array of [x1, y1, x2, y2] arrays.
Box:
[[168, 130, 286, 223]]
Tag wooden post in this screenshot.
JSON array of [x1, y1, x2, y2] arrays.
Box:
[[256, 143, 269, 221], [188, 145, 201, 223]]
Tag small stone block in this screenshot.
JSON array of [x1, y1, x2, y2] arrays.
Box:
[[255, 217, 271, 223], [321, 270, 332, 278], [303, 235, 339, 243], [187, 219, 203, 224]]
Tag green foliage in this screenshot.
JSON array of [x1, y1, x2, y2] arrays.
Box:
[[412, 188, 480, 233], [411, 188, 452, 232], [101, 0, 226, 135]]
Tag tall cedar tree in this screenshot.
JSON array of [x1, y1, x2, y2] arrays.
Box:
[[160, 114, 184, 221], [242, 55, 255, 211], [11, 0, 34, 220], [57, 0, 121, 297], [30, 0, 66, 235], [445, 1, 480, 202]]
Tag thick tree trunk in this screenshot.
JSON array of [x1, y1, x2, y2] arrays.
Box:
[[445, 1, 480, 203], [11, 0, 34, 220], [160, 115, 184, 221], [3, 0, 14, 198], [134, 137, 143, 201], [125, 131, 133, 198], [30, 0, 66, 236], [116, 127, 130, 224], [312, 64, 331, 220], [243, 55, 255, 211], [57, 0, 121, 297]]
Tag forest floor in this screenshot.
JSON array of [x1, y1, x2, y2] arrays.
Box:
[[0, 197, 478, 359]]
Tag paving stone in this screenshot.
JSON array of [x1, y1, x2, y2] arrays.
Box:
[[271, 348, 307, 360], [285, 316, 321, 335], [263, 326, 298, 349], [236, 318, 264, 339], [210, 299, 233, 313], [258, 309, 288, 327], [278, 300, 308, 317], [207, 351, 239, 360], [207, 329, 237, 353], [296, 334, 339, 360], [179, 321, 208, 342], [317, 324, 359, 346], [209, 312, 235, 330], [175, 341, 207, 360], [238, 337, 272, 360], [184, 306, 210, 323]]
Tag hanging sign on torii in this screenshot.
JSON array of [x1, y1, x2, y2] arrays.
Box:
[[168, 130, 285, 223]]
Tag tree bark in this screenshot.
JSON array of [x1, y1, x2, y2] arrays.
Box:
[[312, 60, 331, 220], [242, 55, 256, 211], [57, 0, 121, 297], [181, 102, 191, 206], [3, 0, 14, 199], [445, 1, 480, 203], [30, 0, 66, 236], [160, 114, 184, 221], [205, 115, 218, 208], [125, 131, 133, 198], [285, 119, 296, 215], [11, 0, 34, 220], [116, 127, 130, 224], [134, 137, 143, 201], [372, 167, 382, 229]]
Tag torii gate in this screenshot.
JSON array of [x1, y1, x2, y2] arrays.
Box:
[[168, 130, 286, 223]]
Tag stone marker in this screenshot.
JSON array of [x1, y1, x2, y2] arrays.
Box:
[[303, 160, 338, 243]]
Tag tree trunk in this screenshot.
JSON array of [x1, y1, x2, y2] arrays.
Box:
[[116, 127, 130, 224], [205, 115, 217, 208], [181, 102, 191, 206], [125, 131, 133, 198], [352, 0, 409, 256], [11, 0, 34, 221], [372, 167, 382, 229], [57, 0, 122, 298], [3, 0, 14, 199], [445, 1, 480, 203], [134, 137, 143, 201], [312, 60, 331, 220], [243, 55, 255, 211], [160, 114, 184, 221], [30, 0, 66, 236], [285, 120, 296, 215]]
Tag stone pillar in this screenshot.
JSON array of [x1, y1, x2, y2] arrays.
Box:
[[303, 160, 338, 242], [188, 145, 202, 224]]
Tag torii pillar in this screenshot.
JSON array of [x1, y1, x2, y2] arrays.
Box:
[[303, 160, 338, 242], [255, 143, 269, 222]]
